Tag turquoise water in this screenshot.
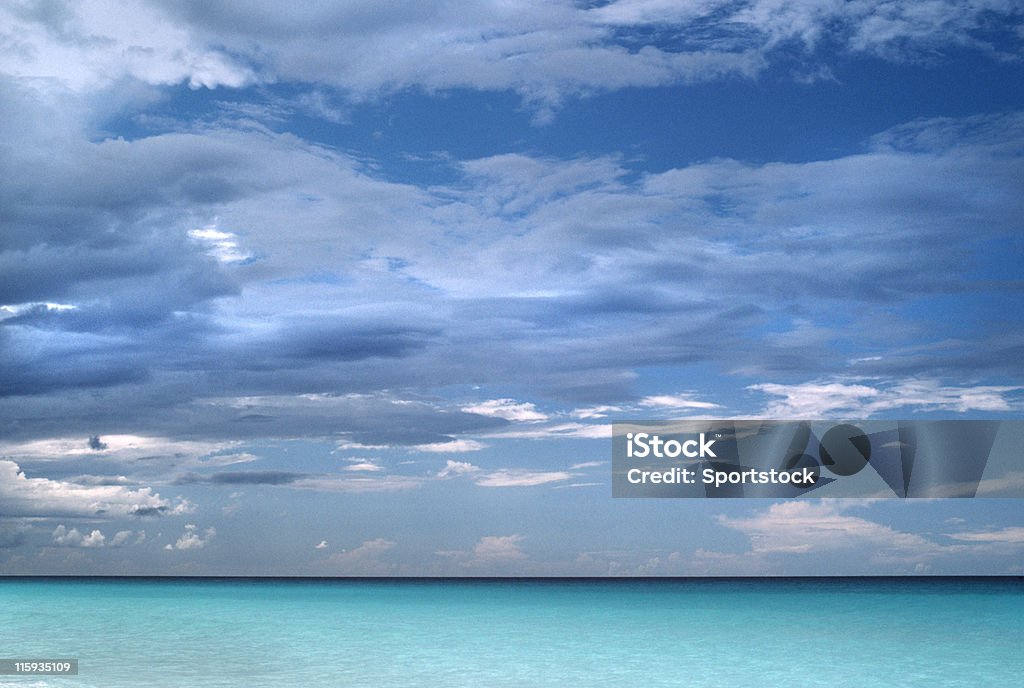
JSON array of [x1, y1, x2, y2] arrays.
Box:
[[0, 578, 1020, 687]]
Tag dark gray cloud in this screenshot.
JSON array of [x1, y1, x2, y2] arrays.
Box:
[[247, 322, 438, 367], [175, 471, 306, 486]]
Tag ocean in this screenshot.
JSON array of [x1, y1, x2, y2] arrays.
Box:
[[0, 577, 1020, 687]]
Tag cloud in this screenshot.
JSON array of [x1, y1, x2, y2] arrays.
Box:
[[175, 470, 305, 486], [435, 460, 575, 487], [51, 525, 138, 549], [570, 405, 623, 420], [483, 423, 613, 440], [701, 500, 982, 573], [289, 475, 423, 493], [597, 1, 1024, 61], [472, 534, 527, 561], [638, 395, 721, 411], [0, 302, 77, 322], [174, 468, 423, 493], [750, 379, 1021, 418], [462, 399, 548, 422], [187, 225, 254, 264], [67, 475, 131, 487], [110, 530, 135, 547], [52, 525, 105, 548], [413, 439, 487, 453], [343, 462, 384, 473], [134, 0, 1024, 117], [2, 103, 1021, 450], [0, 0, 254, 92], [717, 501, 931, 555], [0, 460, 188, 518], [973, 471, 1024, 497], [164, 524, 216, 550], [0, 435, 240, 465], [319, 538, 396, 575], [435, 534, 532, 574], [0, 3, 1020, 578], [437, 460, 480, 478], [947, 526, 1024, 544], [0, 19, 1020, 507], [197, 453, 260, 467], [474, 470, 573, 488], [175, 457, 590, 495], [3, 0, 1014, 128]]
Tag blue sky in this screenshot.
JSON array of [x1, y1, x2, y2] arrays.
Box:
[[1, 0, 1023, 575]]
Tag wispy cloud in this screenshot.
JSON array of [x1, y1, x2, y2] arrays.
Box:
[[474, 470, 573, 488], [462, 399, 548, 422], [316, 538, 397, 575], [8, 0, 1014, 117], [435, 460, 574, 488], [436, 534, 528, 573], [694, 500, 1004, 574], [413, 439, 487, 453], [750, 379, 1021, 418], [947, 526, 1024, 544]]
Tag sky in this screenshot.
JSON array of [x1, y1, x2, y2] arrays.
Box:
[[1, 0, 1023, 576]]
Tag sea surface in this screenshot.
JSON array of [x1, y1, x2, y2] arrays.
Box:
[[0, 577, 1020, 687]]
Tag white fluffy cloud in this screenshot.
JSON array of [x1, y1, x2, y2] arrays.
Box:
[[0, 0, 254, 92], [52, 524, 105, 547], [0, 460, 188, 518], [50, 525, 140, 548], [164, 524, 216, 550]]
